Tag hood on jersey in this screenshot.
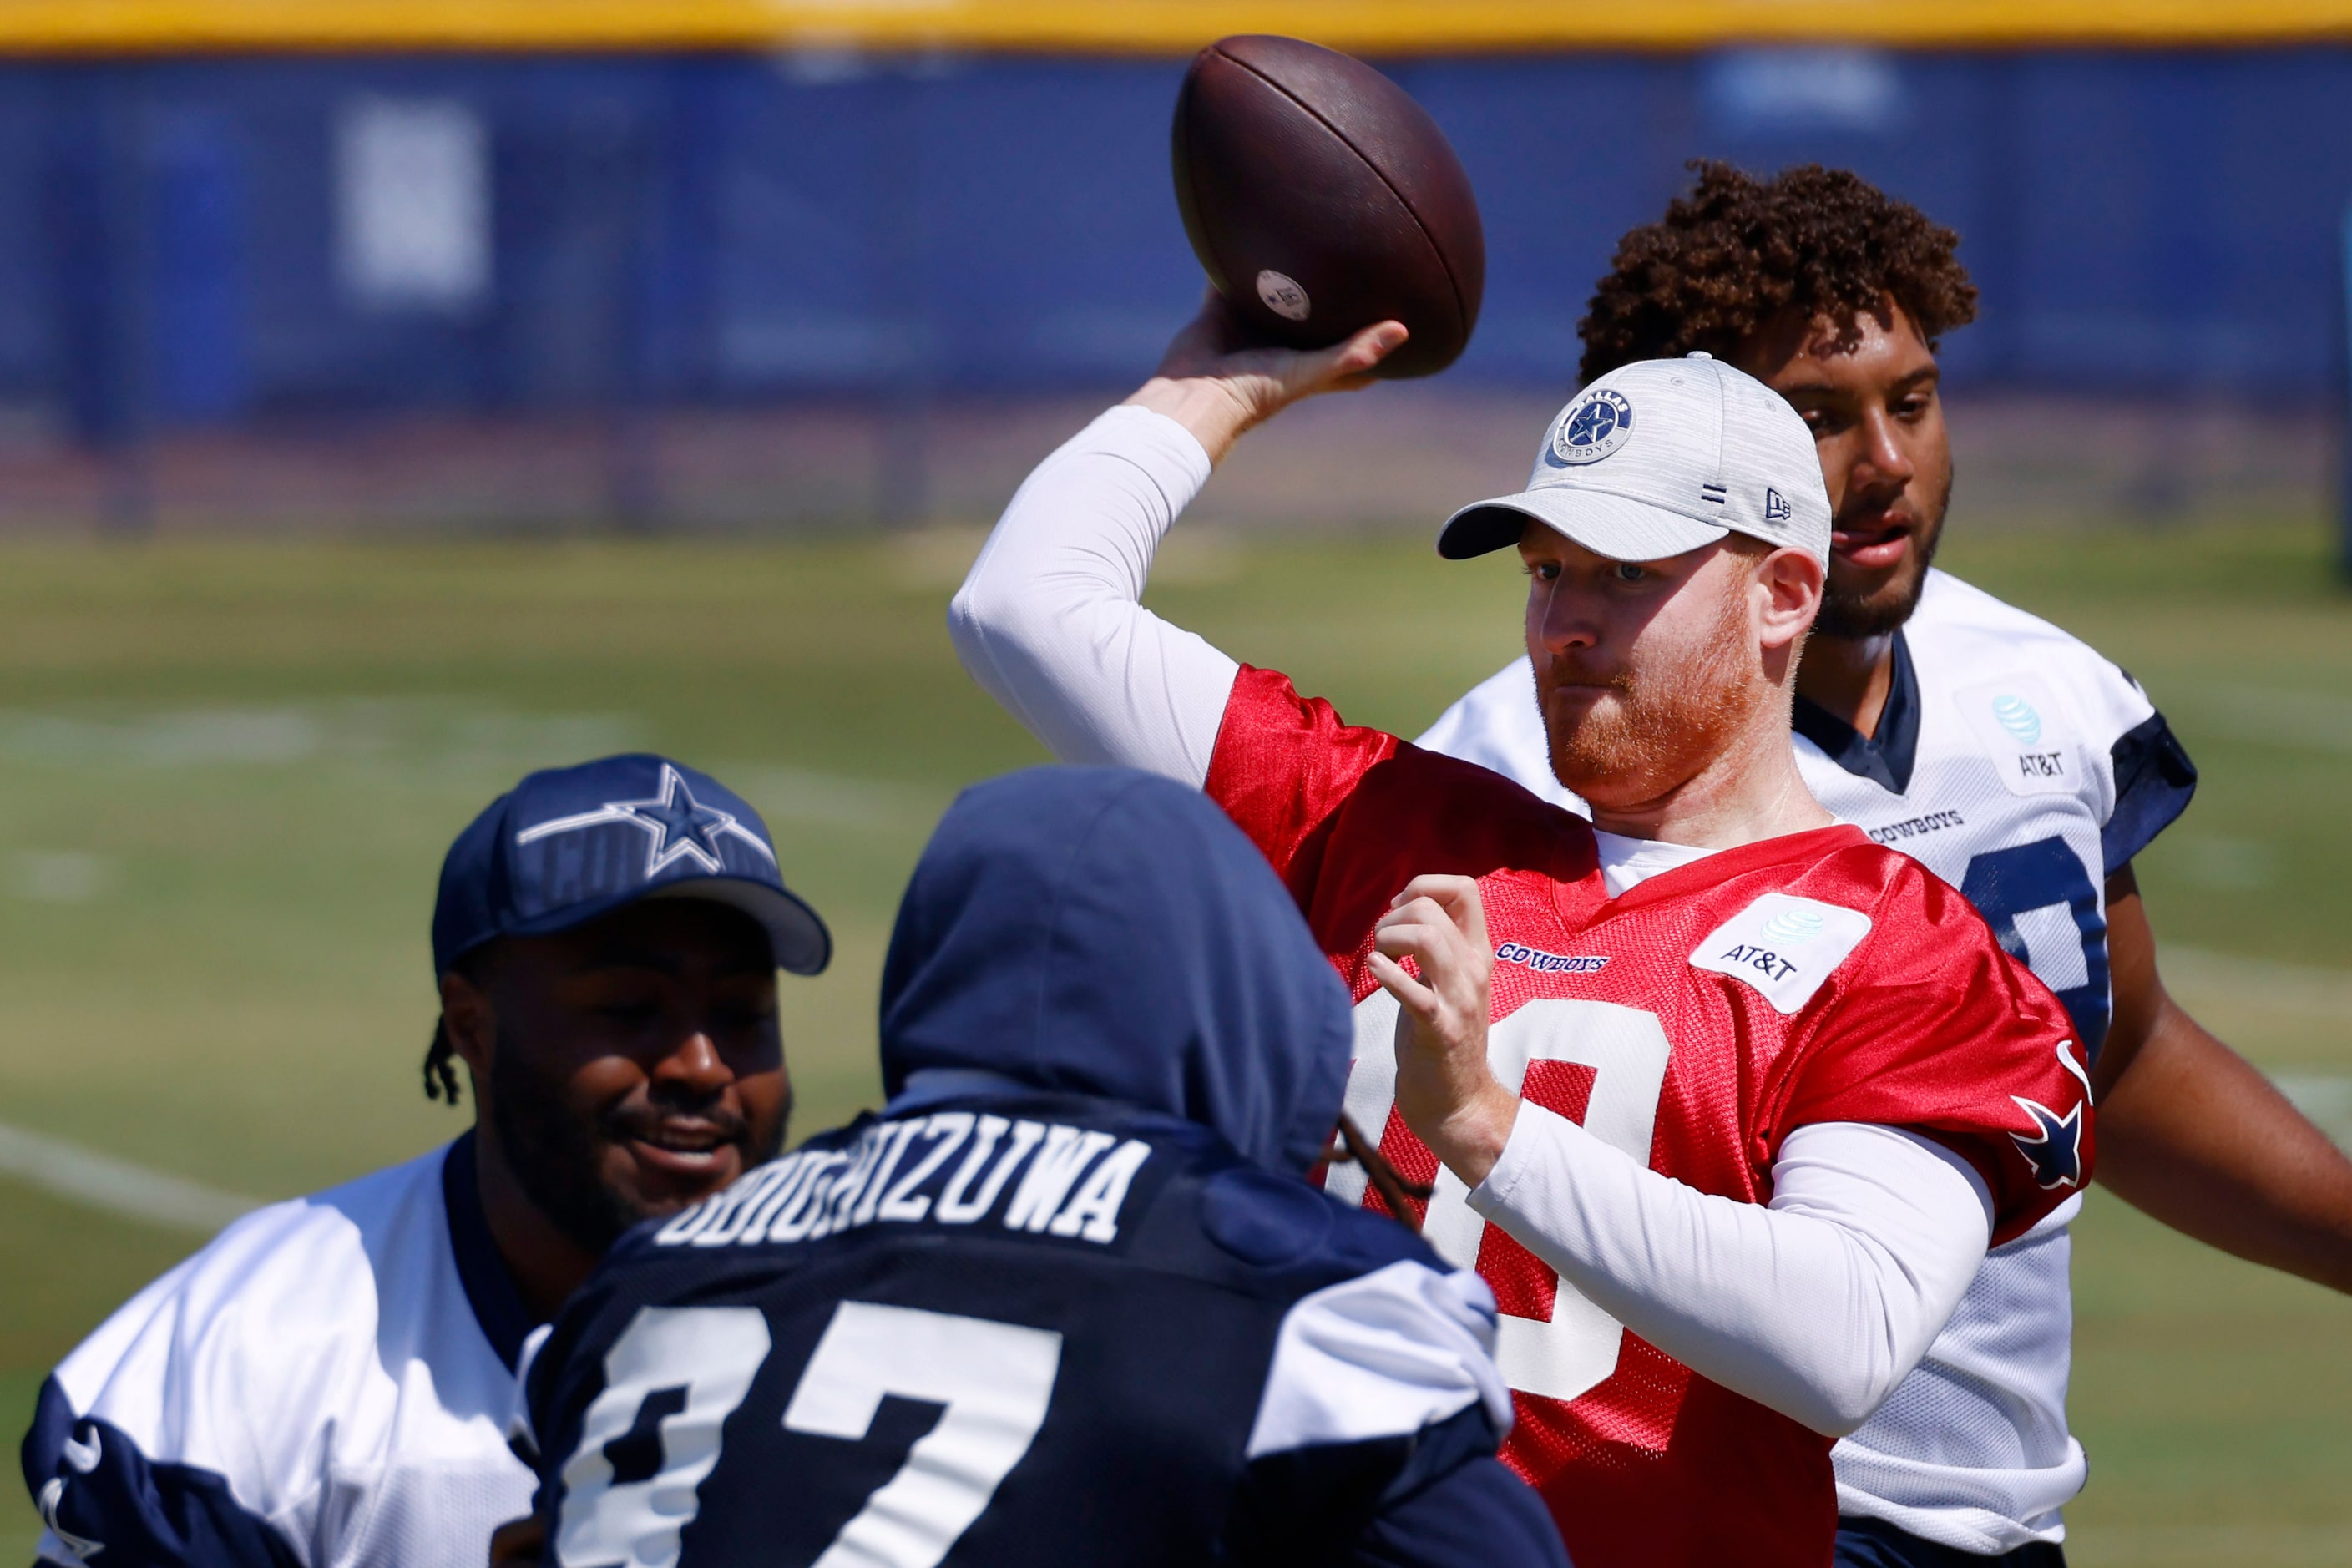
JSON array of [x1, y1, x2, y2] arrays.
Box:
[[878, 765, 1353, 1175]]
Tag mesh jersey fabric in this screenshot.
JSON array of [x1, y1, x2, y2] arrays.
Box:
[[1414, 566, 2197, 1552], [1204, 666, 2092, 1568], [23, 1138, 537, 1568]]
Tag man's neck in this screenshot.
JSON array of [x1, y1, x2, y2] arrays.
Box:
[[1794, 630, 1896, 740], [1581, 711, 1838, 849], [473, 1125, 601, 1323]]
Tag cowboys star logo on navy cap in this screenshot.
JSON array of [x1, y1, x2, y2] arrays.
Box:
[[431, 753, 831, 977]]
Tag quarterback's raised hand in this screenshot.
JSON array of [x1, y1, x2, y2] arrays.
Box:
[[1124, 289, 1407, 465], [1369, 874, 1518, 1189]]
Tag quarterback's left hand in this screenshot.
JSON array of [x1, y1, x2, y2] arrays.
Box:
[[1370, 874, 1519, 1189]]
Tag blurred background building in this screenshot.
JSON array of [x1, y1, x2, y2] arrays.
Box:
[[0, 1, 2346, 532]]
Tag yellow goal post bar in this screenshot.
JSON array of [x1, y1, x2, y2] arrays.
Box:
[[0, 0, 2348, 53]]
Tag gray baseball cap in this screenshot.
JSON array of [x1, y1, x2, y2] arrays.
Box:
[[1438, 353, 1832, 565]]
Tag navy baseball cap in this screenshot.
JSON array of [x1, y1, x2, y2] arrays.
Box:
[[431, 754, 832, 978]]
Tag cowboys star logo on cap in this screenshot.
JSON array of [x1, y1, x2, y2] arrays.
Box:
[[514, 761, 773, 877], [431, 753, 832, 978], [1550, 388, 1635, 466]]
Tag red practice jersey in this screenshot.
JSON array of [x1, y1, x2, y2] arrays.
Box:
[[1204, 667, 2094, 1568]]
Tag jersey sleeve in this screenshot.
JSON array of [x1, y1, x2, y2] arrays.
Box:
[[1347, 1455, 1572, 1568], [1204, 665, 1404, 903], [24, 1374, 303, 1568], [1208, 666, 1600, 956], [2063, 652, 2197, 872], [22, 1211, 326, 1568], [1227, 1258, 1536, 1568], [2103, 706, 2198, 873], [1770, 867, 2096, 1247], [948, 405, 1239, 785], [1412, 655, 1585, 810]]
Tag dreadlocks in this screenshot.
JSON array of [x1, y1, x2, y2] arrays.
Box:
[[1578, 161, 1978, 385], [423, 1023, 463, 1106], [422, 946, 491, 1107]]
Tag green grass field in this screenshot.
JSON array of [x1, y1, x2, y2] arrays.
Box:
[[2, 516, 2348, 1564]]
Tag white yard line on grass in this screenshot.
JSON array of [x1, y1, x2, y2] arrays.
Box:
[[2164, 945, 2352, 1019], [0, 1122, 261, 1234], [2068, 1522, 2352, 1567], [2177, 681, 2352, 756], [725, 764, 950, 832], [2138, 948, 2352, 1146]]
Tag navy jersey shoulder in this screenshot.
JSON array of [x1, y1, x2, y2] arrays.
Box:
[[526, 1093, 1471, 1568]]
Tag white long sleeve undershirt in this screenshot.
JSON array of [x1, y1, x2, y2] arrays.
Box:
[[949, 402, 1996, 1436], [953, 405, 1232, 783], [1476, 1111, 1990, 1435]]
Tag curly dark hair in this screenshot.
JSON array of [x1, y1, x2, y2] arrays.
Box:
[[1577, 161, 1978, 385]]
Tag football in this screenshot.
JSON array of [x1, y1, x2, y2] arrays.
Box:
[[1171, 34, 1486, 379]]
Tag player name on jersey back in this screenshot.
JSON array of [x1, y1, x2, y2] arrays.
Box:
[[655, 1112, 1158, 1253]]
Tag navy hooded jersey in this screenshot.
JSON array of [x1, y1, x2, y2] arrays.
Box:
[[520, 767, 1568, 1568]]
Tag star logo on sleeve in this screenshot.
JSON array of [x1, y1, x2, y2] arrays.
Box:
[[514, 762, 776, 877], [2008, 1095, 2085, 1190]]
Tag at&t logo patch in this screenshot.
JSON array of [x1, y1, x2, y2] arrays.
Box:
[[1991, 694, 2042, 746], [1955, 676, 2073, 798], [1551, 389, 1635, 465], [1689, 893, 1874, 1014], [1761, 905, 1825, 943]]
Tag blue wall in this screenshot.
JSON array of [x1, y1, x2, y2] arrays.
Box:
[[3, 48, 2349, 438]]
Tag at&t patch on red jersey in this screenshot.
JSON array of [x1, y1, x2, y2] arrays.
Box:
[[1202, 665, 2093, 1568], [1688, 893, 1874, 1013]]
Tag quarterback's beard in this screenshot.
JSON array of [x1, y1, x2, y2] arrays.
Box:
[[489, 1026, 785, 1257], [1541, 585, 1767, 808], [1814, 468, 1952, 641]]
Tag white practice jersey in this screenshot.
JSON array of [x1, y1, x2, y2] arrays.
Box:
[[1417, 567, 2197, 1554], [23, 1136, 539, 1568]]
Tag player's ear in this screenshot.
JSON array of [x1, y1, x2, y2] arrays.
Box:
[[438, 967, 498, 1079], [1756, 545, 1823, 652]]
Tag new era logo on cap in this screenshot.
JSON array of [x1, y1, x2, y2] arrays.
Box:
[[1438, 352, 1832, 565], [432, 753, 832, 979]]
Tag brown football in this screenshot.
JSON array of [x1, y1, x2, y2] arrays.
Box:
[[1171, 34, 1485, 379]]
